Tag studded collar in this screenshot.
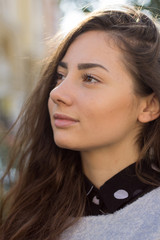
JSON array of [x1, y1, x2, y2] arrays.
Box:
[[84, 162, 157, 216]]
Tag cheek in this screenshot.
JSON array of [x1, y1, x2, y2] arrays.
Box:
[[82, 94, 136, 130]]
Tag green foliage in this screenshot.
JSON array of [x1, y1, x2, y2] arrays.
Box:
[[59, 0, 160, 17], [131, 0, 160, 18]]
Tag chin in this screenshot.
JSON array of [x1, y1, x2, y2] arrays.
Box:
[[55, 140, 86, 151], [54, 137, 77, 150]]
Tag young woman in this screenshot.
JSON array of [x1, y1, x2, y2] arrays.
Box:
[[1, 7, 160, 240]]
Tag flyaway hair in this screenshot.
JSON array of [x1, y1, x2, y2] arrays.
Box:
[[0, 7, 160, 240]]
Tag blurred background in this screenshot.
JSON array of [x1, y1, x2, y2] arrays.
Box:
[[0, 0, 160, 185]]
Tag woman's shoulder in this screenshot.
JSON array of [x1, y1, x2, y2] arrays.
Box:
[[61, 187, 160, 240]]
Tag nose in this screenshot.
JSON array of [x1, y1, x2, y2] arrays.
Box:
[[49, 79, 73, 106]]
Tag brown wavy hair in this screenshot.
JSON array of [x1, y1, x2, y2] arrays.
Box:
[[1, 7, 160, 240]]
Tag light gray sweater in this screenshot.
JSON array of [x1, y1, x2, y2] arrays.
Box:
[[61, 187, 160, 240]]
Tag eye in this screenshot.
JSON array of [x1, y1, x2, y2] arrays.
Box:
[[55, 72, 66, 86], [56, 72, 65, 80], [82, 73, 100, 84]]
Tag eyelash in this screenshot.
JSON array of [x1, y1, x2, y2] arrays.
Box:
[[82, 73, 100, 84], [56, 73, 65, 80], [55, 72, 100, 85]]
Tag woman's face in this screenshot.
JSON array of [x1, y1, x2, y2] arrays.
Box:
[[48, 31, 143, 151]]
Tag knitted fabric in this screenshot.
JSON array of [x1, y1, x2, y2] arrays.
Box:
[[61, 187, 160, 240]]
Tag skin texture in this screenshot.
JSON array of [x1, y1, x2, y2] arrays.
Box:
[[48, 31, 155, 187]]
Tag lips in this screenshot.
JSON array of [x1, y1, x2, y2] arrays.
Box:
[[53, 113, 79, 128]]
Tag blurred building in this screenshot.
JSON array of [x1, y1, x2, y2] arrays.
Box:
[[0, 0, 60, 127]]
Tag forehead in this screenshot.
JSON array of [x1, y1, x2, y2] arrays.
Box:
[[60, 30, 135, 89], [61, 31, 124, 67]]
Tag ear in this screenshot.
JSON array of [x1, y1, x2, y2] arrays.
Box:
[[138, 93, 160, 123]]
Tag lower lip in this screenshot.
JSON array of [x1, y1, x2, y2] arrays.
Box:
[[54, 119, 78, 128]]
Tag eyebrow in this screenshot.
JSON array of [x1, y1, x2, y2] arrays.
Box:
[[58, 61, 109, 72]]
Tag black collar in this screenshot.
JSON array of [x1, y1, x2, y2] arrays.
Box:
[[84, 163, 157, 215]]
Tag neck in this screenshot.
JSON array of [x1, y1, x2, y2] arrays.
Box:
[[80, 141, 139, 189]]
